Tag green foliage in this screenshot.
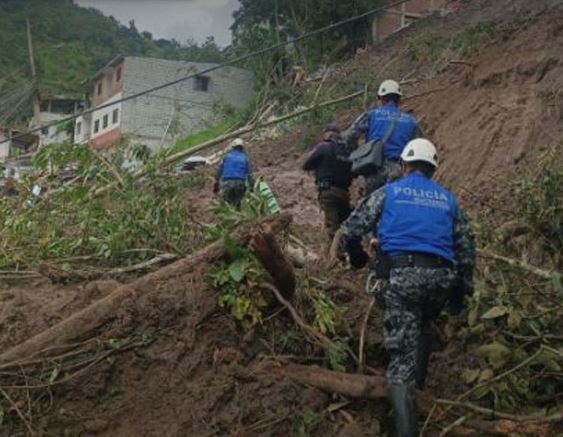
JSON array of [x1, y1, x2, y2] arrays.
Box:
[[455, 147, 563, 415], [0, 0, 226, 99], [0, 143, 201, 270], [310, 290, 343, 337], [205, 180, 281, 240], [407, 21, 496, 65], [206, 181, 281, 328], [291, 406, 316, 437], [168, 112, 247, 155], [230, 0, 385, 83], [514, 145, 563, 252], [210, 248, 268, 329]]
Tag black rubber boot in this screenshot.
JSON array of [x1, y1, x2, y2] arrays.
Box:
[[389, 382, 417, 437], [415, 330, 431, 389]]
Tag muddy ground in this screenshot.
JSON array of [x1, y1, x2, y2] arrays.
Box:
[[1, 0, 562, 435]]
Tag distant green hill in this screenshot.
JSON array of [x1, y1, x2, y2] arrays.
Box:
[[0, 0, 225, 101]]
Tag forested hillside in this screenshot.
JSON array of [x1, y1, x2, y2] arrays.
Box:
[[0, 0, 224, 99]]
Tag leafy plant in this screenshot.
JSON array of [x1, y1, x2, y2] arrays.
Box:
[[455, 146, 563, 415], [0, 142, 202, 270], [514, 145, 563, 252], [210, 240, 268, 329], [291, 406, 316, 437]]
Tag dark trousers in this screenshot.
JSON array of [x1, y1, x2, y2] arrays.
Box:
[[220, 179, 247, 208], [378, 266, 456, 386], [318, 186, 351, 240]]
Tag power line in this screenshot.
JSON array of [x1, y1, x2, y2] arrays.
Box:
[[1, 0, 409, 146]]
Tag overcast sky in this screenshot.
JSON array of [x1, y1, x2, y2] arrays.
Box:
[[75, 0, 239, 46]]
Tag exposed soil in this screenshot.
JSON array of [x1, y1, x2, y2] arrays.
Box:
[[1, 0, 563, 435]]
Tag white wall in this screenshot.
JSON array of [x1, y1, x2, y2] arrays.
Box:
[[0, 132, 9, 160], [89, 92, 123, 141], [37, 112, 73, 146], [74, 114, 91, 145]]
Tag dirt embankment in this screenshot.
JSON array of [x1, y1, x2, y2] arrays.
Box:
[[1, 0, 563, 436]]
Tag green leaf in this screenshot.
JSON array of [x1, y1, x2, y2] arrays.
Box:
[[552, 273, 563, 295], [461, 369, 480, 384], [474, 342, 512, 368], [478, 368, 494, 382], [229, 258, 246, 282], [223, 234, 246, 258], [49, 365, 60, 384], [507, 309, 522, 329], [481, 306, 508, 320]]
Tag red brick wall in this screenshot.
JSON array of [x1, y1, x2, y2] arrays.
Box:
[[89, 127, 121, 150], [92, 60, 124, 107]]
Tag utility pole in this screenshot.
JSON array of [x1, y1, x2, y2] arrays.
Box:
[[26, 16, 41, 130]]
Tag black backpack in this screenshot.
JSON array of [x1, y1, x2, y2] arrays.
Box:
[[349, 117, 398, 176]]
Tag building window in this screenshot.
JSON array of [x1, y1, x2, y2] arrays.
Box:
[[76, 121, 82, 136], [112, 108, 119, 124], [94, 120, 100, 134], [97, 82, 103, 96], [194, 76, 210, 92], [115, 67, 122, 82], [103, 114, 109, 129]]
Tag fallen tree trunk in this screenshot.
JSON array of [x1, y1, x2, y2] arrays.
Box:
[[251, 225, 296, 299], [264, 362, 556, 435], [266, 362, 389, 399], [0, 213, 292, 366]]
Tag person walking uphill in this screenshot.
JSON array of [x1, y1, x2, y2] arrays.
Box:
[[214, 138, 254, 208], [303, 124, 353, 242], [346, 79, 421, 196], [340, 139, 475, 437]]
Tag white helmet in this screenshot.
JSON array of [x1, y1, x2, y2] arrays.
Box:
[[377, 79, 402, 97], [230, 138, 245, 149], [401, 138, 438, 167]]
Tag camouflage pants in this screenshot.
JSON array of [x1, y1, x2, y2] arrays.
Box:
[[220, 179, 247, 208], [362, 160, 402, 197], [318, 187, 351, 240], [378, 266, 456, 385]]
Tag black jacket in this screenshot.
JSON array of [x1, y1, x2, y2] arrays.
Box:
[[303, 135, 352, 190]]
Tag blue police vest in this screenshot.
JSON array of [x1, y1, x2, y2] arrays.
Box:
[[221, 150, 249, 180], [378, 173, 458, 262], [366, 104, 418, 160]]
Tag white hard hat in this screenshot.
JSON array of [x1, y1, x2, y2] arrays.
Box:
[[401, 138, 438, 167], [377, 79, 402, 97], [230, 138, 245, 148]]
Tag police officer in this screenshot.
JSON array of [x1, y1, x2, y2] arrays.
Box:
[[346, 79, 422, 196], [303, 124, 353, 242], [340, 139, 475, 437], [214, 138, 254, 208]]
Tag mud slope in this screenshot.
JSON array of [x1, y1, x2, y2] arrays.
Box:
[[1, 0, 563, 436], [406, 2, 563, 205]]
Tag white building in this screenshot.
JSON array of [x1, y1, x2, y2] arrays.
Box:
[[74, 56, 255, 151], [34, 98, 83, 147]]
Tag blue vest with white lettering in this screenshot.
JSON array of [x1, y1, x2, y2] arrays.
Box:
[[378, 172, 458, 262], [366, 103, 418, 161], [221, 150, 249, 180]]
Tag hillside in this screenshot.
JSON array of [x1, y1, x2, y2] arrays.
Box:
[[0, 0, 224, 101], [0, 0, 562, 436]]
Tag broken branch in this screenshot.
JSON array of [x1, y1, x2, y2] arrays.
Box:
[[0, 214, 292, 365]]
